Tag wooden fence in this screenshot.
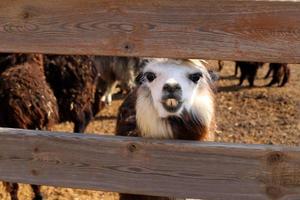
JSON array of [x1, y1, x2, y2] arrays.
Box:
[[0, 0, 299, 199], [1, 0, 300, 62]]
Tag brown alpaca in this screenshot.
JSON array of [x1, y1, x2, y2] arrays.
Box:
[[44, 55, 98, 133], [0, 54, 59, 200]]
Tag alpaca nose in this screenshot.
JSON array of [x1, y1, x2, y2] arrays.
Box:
[[162, 83, 181, 93]]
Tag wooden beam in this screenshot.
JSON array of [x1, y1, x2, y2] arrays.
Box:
[[0, 1, 300, 62], [0, 128, 300, 199]]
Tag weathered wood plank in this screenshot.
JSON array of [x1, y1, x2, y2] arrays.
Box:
[[0, 0, 300, 62], [0, 128, 300, 199]]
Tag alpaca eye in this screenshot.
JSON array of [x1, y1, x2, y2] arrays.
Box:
[[189, 72, 202, 83], [145, 72, 156, 82]]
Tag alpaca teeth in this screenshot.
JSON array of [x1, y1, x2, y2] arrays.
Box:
[[166, 98, 178, 107]]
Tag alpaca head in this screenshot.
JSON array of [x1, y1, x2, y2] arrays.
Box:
[[135, 59, 217, 139]]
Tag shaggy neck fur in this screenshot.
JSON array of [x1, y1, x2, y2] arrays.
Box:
[[136, 87, 174, 139], [136, 85, 215, 141]]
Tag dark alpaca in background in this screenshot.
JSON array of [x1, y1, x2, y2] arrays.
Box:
[[235, 61, 264, 87], [264, 63, 290, 87], [44, 55, 98, 133]]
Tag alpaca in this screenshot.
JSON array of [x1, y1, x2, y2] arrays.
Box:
[[0, 53, 59, 200], [264, 63, 290, 87], [93, 56, 146, 112], [44, 55, 98, 133], [235, 61, 264, 87], [116, 59, 217, 200]]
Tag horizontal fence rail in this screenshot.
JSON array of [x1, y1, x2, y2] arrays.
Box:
[[0, 0, 300, 62], [0, 128, 300, 199]]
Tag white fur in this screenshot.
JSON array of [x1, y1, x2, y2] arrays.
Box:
[[136, 87, 174, 139], [191, 90, 214, 127], [136, 59, 215, 139], [191, 90, 215, 141]]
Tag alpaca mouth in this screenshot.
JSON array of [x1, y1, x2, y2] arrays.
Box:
[[161, 97, 183, 113]]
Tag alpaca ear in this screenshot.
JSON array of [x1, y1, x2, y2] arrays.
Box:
[[208, 70, 219, 82], [135, 72, 144, 85]]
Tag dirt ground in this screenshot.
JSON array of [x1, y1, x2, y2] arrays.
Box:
[[0, 61, 299, 200]]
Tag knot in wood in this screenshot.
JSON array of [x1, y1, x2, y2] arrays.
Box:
[[128, 143, 138, 153], [31, 169, 39, 176], [123, 42, 134, 53], [22, 12, 30, 19], [33, 147, 39, 153], [267, 151, 285, 165]]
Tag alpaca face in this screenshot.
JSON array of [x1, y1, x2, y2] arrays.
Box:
[[136, 59, 215, 119]]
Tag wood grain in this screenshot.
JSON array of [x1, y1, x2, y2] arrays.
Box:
[[0, 0, 300, 62], [0, 128, 300, 199]]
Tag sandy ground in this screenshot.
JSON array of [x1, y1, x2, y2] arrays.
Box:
[[0, 61, 299, 200]]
